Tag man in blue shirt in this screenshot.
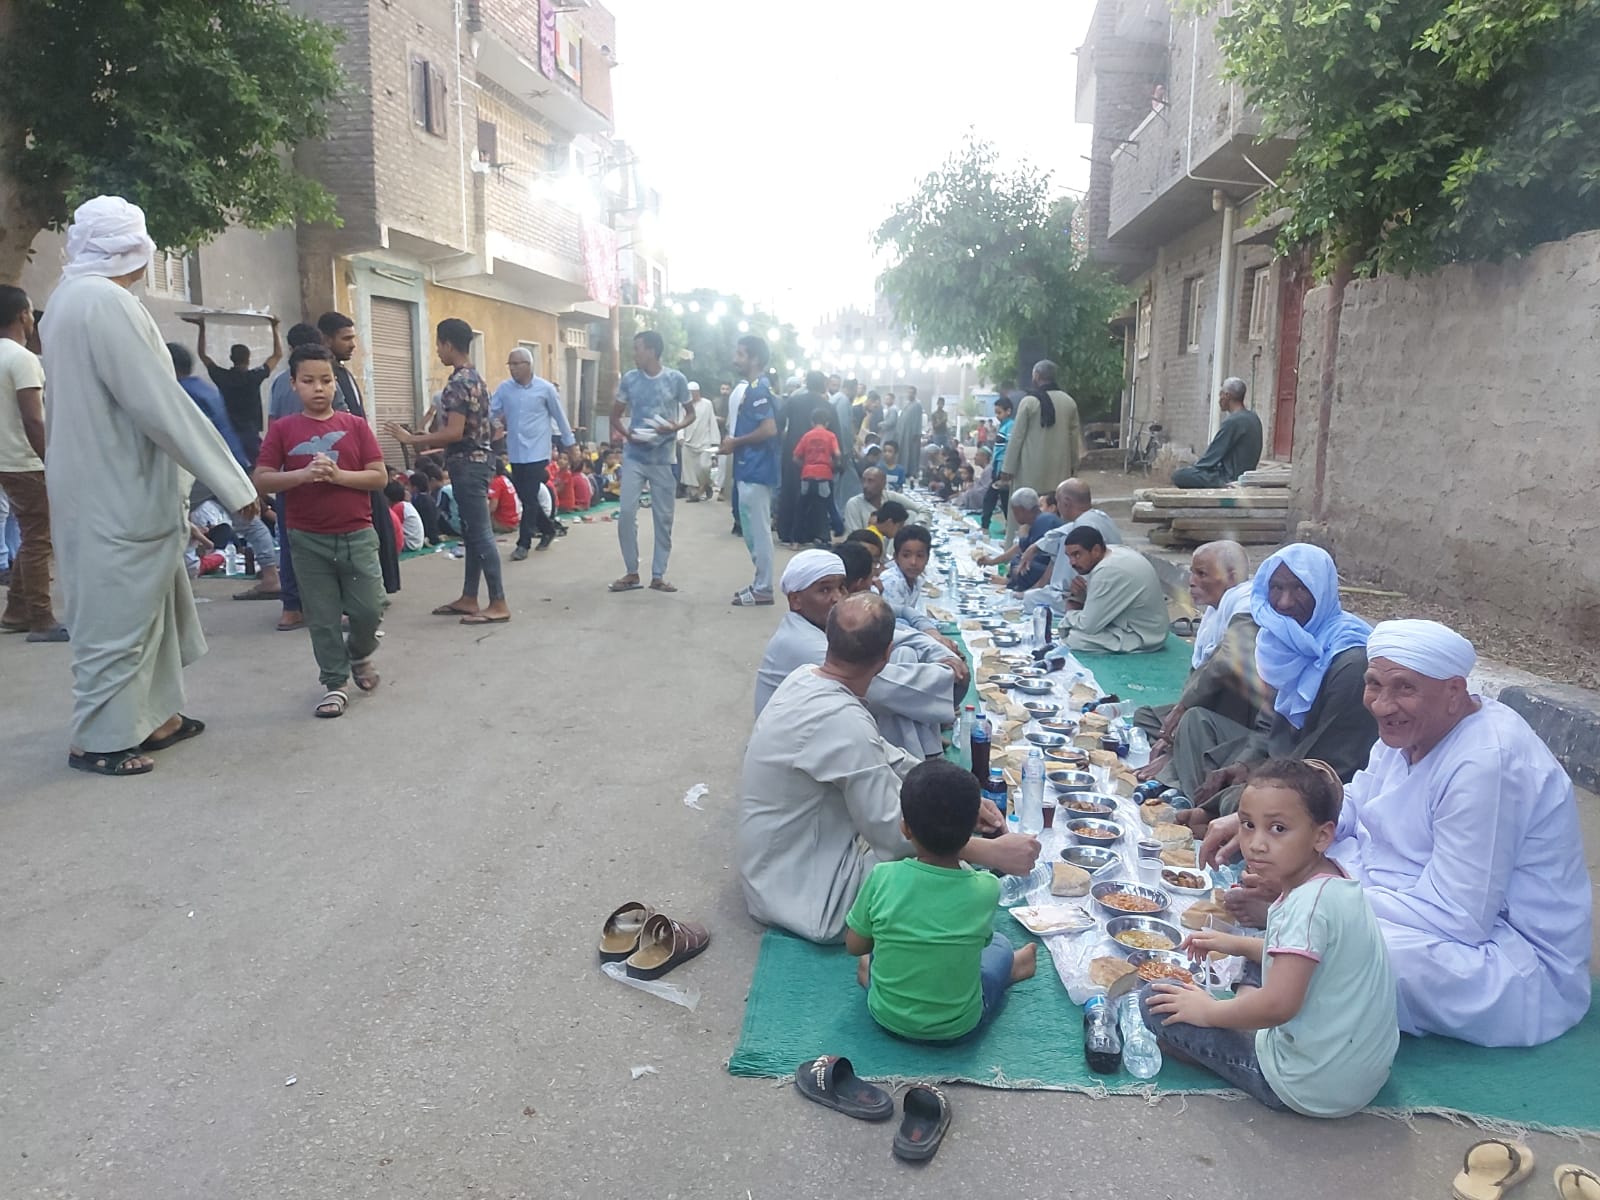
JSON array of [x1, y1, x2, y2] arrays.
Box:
[[609, 330, 691, 592], [490, 346, 573, 560], [722, 334, 780, 606]]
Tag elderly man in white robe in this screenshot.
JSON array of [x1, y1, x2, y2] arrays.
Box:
[[42, 197, 259, 777], [1203, 620, 1592, 1047], [756, 549, 966, 758], [739, 591, 1040, 943]]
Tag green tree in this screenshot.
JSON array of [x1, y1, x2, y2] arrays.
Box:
[[873, 137, 1127, 420], [0, 0, 345, 278], [1213, 0, 1600, 276]]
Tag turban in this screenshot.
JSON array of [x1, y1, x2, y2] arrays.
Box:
[[780, 549, 845, 595], [1367, 619, 1476, 680], [1251, 544, 1371, 729], [61, 196, 158, 281]]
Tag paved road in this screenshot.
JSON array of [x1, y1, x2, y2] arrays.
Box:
[[3, 501, 1596, 1200]]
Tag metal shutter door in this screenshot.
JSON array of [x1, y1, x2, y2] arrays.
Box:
[[369, 297, 420, 467]]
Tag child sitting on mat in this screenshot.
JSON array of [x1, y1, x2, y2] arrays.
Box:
[[845, 761, 1037, 1043], [1143, 758, 1398, 1117]]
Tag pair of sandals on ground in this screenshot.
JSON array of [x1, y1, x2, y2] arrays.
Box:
[[794, 1055, 952, 1164], [66, 713, 206, 777], [598, 901, 709, 979], [608, 575, 677, 594], [1454, 1139, 1599, 1200], [314, 656, 379, 719]]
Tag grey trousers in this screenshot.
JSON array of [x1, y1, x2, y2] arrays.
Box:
[[618, 459, 676, 580], [1159, 707, 1254, 813]]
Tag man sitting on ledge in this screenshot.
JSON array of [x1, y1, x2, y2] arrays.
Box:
[[1171, 378, 1262, 489], [1202, 619, 1591, 1048], [739, 592, 1040, 944], [1055, 526, 1168, 653]]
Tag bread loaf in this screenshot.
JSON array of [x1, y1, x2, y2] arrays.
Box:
[[1051, 862, 1092, 897], [1089, 956, 1137, 988]]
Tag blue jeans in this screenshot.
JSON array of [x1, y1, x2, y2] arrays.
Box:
[[871, 932, 1015, 1045], [618, 458, 676, 580], [450, 457, 505, 604], [1138, 984, 1286, 1109]]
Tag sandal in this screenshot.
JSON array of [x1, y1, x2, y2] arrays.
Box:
[[315, 690, 349, 719], [1170, 616, 1199, 638], [623, 914, 710, 980], [67, 748, 154, 777], [892, 1084, 952, 1163], [460, 612, 510, 625], [598, 901, 656, 963], [351, 660, 380, 692], [649, 578, 678, 593], [139, 714, 206, 752], [608, 577, 643, 592], [431, 602, 477, 616], [1554, 1166, 1600, 1200], [1452, 1139, 1535, 1200], [793, 1056, 893, 1122], [731, 588, 774, 607], [232, 586, 282, 601]]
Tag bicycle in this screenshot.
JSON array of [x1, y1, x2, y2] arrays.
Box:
[[1125, 420, 1167, 474]]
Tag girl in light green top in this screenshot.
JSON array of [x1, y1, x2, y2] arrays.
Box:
[[1144, 759, 1398, 1117]]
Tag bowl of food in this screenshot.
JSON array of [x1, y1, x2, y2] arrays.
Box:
[[991, 633, 1022, 648], [1092, 880, 1171, 920], [1128, 949, 1197, 984], [1066, 817, 1124, 846], [1044, 747, 1090, 767], [1046, 769, 1097, 793], [1014, 666, 1047, 679], [1024, 730, 1068, 748], [978, 617, 1010, 631], [1105, 914, 1184, 957], [986, 673, 1020, 688], [1058, 794, 1116, 820], [1012, 679, 1054, 695], [1021, 700, 1058, 719], [1160, 867, 1212, 897], [1060, 845, 1120, 874], [1039, 718, 1077, 735]]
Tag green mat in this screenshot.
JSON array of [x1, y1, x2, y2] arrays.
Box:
[[729, 928, 1600, 1134], [1073, 632, 1196, 708]]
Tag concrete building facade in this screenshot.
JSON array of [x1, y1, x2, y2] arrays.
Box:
[[1076, 0, 1300, 460]]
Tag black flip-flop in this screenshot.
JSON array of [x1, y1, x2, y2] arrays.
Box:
[[67, 748, 154, 777], [793, 1056, 894, 1122], [139, 714, 206, 752], [892, 1084, 951, 1163]]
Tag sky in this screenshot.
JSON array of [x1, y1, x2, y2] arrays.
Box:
[[606, 0, 1096, 331]]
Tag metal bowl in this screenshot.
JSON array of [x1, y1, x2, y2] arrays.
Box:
[[1160, 866, 1213, 897], [986, 673, 1020, 688], [1014, 666, 1047, 679], [978, 617, 1010, 631], [1012, 679, 1054, 695], [1092, 879, 1171, 920], [1104, 914, 1184, 957], [1046, 769, 1097, 793], [1044, 747, 1090, 767], [1064, 816, 1124, 846], [1024, 730, 1067, 748], [1057, 794, 1116, 819], [1060, 845, 1121, 874], [1021, 700, 1058, 718], [991, 633, 1022, 648], [1127, 948, 1198, 984], [1039, 718, 1077, 735]]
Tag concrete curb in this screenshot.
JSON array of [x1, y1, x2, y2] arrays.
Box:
[[1498, 685, 1600, 794]]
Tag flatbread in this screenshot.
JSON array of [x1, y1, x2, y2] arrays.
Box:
[[1069, 685, 1097, 707], [1159, 845, 1197, 868], [1087, 748, 1120, 768], [1051, 862, 1092, 897], [1073, 732, 1104, 750], [1140, 801, 1176, 826], [1153, 822, 1192, 849], [1090, 956, 1137, 988], [1080, 712, 1110, 734]]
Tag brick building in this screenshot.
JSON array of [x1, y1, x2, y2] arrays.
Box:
[[1076, 0, 1302, 461]]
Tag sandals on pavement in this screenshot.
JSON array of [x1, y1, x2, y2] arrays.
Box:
[[731, 587, 774, 607], [649, 578, 677, 593], [608, 576, 643, 592], [1554, 1166, 1600, 1200], [598, 901, 656, 962], [139, 714, 206, 752], [315, 690, 349, 719], [1453, 1139, 1535, 1200], [233, 586, 282, 601], [892, 1084, 952, 1163], [25, 624, 70, 643], [460, 612, 510, 625], [793, 1056, 894, 1122], [623, 913, 710, 980], [431, 602, 477, 616], [351, 660, 380, 692], [67, 748, 154, 777]]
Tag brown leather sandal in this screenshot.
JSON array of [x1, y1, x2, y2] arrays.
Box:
[[624, 913, 710, 980], [598, 901, 656, 963]]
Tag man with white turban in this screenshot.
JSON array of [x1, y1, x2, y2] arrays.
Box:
[[1202, 619, 1592, 1047], [42, 197, 258, 776], [739, 592, 1039, 943], [755, 548, 966, 757]]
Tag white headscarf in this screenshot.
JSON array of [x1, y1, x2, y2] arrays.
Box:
[[780, 549, 845, 595], [61, 196, 157, 280], [1192, 580, 1253, 668], [1366, 619, 1476, 680]]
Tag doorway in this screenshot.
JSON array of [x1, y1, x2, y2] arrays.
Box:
[[1271, 253, 1312, 459]]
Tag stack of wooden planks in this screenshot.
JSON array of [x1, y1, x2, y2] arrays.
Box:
[[1132, 483, 1291, 548]]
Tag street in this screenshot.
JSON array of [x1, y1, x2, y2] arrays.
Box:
[[2, 501, 1595, 1200]]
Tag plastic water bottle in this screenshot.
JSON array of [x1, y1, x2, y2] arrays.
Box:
[[998, 860, 1052, 906], [1082, 990, 1123, 1074], [1118, 992, 1163, 1079], [1031, 605, 1050, 650], [970, 713, 991, 784], [223, 545, 240, 576], [1018, 748, 1046, 835], [1127, 728, 1151, 769], [947, 556, 959, 598], [951, 706, 966, 749]]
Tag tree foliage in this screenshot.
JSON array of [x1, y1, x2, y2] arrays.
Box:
[[1213, 0, 1600, 274], [873, 137, 1128, 420], [625, 288, 805, 396], [0, 0, 345, 274]]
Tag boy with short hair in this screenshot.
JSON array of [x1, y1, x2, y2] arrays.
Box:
[[792, 406, 841, 548], [254, 345, 388, 718], [386, 480, 425, 551], [881, 439, 906, 489], [878, 523, 932, 621], [868, 499, 908, 546], [846, 760, 1036, 1041]]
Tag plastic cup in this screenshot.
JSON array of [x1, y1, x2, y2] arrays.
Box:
[[1138, 856, 1163, 885]]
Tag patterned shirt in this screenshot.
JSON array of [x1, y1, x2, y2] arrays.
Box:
[[441, 364, 493, 461], [619, 366, 689, 466]]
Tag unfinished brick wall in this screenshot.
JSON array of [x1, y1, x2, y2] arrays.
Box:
[[476, 82, 582, 271]]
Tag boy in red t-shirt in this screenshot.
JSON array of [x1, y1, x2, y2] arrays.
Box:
[[488, 464, 522, 533], [792, 406, 841, 547], [254, 345, 389, 719]]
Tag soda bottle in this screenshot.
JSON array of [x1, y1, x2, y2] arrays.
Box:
[[1082, 989, 1123, 1074], [970, 712, 991, 783], [983, 767, 1008, 824]]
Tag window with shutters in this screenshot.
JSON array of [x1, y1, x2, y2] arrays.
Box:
[[1179, 275, 1204, 353], [1135, 292, 1152, 360], [1245, 266, 1272, 341], [145, 251, 191, 301], [410, 56, 449, 138], [477, 120, 498, 165]]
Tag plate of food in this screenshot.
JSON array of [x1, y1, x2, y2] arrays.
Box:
[[1128, 949, 1198, 984], [1160, 867, 1212, 897], [1009, 904, 1096, 936], [1066, 817, 1123, 846], [991, 633, 1022, 648], [1105, 915, 1184, 957], [1011, 679, 1053, 695], [1024, 730, 1068, 748], [1091, 880, 1171, 919]]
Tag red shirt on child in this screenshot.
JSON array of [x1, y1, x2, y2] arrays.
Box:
[[570, 469, 592, 510], [794, 426, 840, 482], [488, 473, 521, 527], [256, 412, 383, 535]]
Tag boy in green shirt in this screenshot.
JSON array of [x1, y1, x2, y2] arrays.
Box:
[[846, 761, 1037, 1042]]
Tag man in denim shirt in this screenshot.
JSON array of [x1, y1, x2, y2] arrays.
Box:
[[609, 330, 690, 593]]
